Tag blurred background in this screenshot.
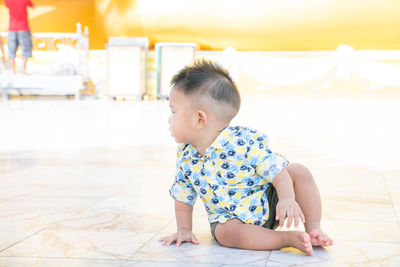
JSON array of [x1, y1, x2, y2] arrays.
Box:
[[1, 0, 400, 99], [1, 0, 399, 50]]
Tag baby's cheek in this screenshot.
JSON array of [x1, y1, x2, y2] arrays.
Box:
[[170, 119, 176, 128]]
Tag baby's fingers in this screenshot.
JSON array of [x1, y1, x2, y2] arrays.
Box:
[[286, 210, 294, 228], [165, 238, 175, 246], [191, 234, 200, 245], [293, 212, 300, 228], [176, 236, 184, 247], [293, 208, 305, 228], [299, 209, 306, 224], [277, 208, 286, 227], [160, 236, 175, 246]]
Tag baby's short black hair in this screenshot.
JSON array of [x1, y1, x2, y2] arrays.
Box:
[[170, 59, 241, 123]]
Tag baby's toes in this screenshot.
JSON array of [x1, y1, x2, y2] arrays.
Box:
[[310, 237, 320, 246], [309, 229, 319, 239]]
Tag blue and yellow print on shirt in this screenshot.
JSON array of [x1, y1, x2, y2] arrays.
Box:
[[169, 126, 289, 226]]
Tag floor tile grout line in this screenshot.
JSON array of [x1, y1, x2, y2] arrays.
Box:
[[44, 189, 126, 227], [246, 259, 269, 266], [0, 227, 47, 253], [381, 173, 400, 226], [242, 253, 270, 266], [0, 189, 124, 254], [126, 220, 174, 260]]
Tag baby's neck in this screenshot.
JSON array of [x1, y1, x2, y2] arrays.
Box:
[[194, 125, 227, 157]]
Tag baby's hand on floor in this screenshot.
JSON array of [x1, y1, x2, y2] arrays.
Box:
[[276, 198, 305, 228], [159, 229, 200, 246]]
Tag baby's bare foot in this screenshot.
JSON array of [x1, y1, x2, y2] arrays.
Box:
[[306, 227, 334, 247], [286, 231, 313, 256]]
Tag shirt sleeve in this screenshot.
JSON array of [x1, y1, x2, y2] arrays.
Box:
[[256, 151, 289, 183], [169, 145, 197, 206], [27, 0, 34, 7], [249, 134, 289, 183]]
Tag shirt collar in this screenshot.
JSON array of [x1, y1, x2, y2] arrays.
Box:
[[180, 126, 238, 160], [181, 144, 203, 160], [208, 126, 233, 151]]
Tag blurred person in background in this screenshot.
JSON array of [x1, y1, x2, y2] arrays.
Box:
[[5, 0, 34, 75]]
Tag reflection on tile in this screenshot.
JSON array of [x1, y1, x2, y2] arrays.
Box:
[[0, 210, 76, 231], [322, 189, 391, 205], [384, 171, 400, 193], [313, 167, 388, 193], [0, 257, 131, 267], [322, 220, 400, 243], [323, 240, 400, 266], [0, 196, 103, 212], [390, 192, 400, 223], [28, 184, 122, 198], [130, 234, 269, 266], [267, 246, 331, 266], [268, 240, 400, 266], [131, 223, 270, 266], [0, 184, 34, 203], [125, 262, 226, 267], [48, 209, 173, 233], [126, 261, 243, 267], [0, 257, 228, 267], [322, 199, 397, 222], [0, 151, 37, 174], [0, 230, 155, 259]]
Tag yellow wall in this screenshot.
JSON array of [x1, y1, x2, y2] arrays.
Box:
[[1, 0, 400, 50], [0, 0, 104, 49]]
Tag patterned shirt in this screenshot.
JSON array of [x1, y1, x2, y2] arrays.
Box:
[[169, 126, 289, 225]]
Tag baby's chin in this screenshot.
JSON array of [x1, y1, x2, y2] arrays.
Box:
[[170, 132, 187, 144], [174, 138, 183, 144], [172, 136, 186, 144]]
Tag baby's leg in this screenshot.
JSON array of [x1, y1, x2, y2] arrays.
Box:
[[214, 218, 313, 255], [286, 163, 333, 246]]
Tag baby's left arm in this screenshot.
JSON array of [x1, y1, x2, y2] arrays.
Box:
[[272, 169, 305, 228]]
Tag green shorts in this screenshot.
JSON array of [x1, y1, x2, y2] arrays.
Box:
[[210, 184, 279, 245]]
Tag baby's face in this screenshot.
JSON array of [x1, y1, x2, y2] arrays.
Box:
[[168, 87, 196, 144]]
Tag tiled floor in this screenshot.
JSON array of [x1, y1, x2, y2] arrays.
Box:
[[0, 93, 399, 266]]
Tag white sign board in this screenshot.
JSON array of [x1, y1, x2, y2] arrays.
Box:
[[156, 43, 196, 97], [107, 37, 148, 99]]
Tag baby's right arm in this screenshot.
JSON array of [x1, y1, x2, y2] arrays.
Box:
[[159, 200, 199, 246]]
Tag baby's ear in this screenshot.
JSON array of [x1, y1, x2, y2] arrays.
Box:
[[195, 110, 208, 129]]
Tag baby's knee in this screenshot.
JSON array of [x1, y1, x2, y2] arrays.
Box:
[[214, 223, 230, 246], [287, 163, 314, 183], [214, 220, 241, 247]]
